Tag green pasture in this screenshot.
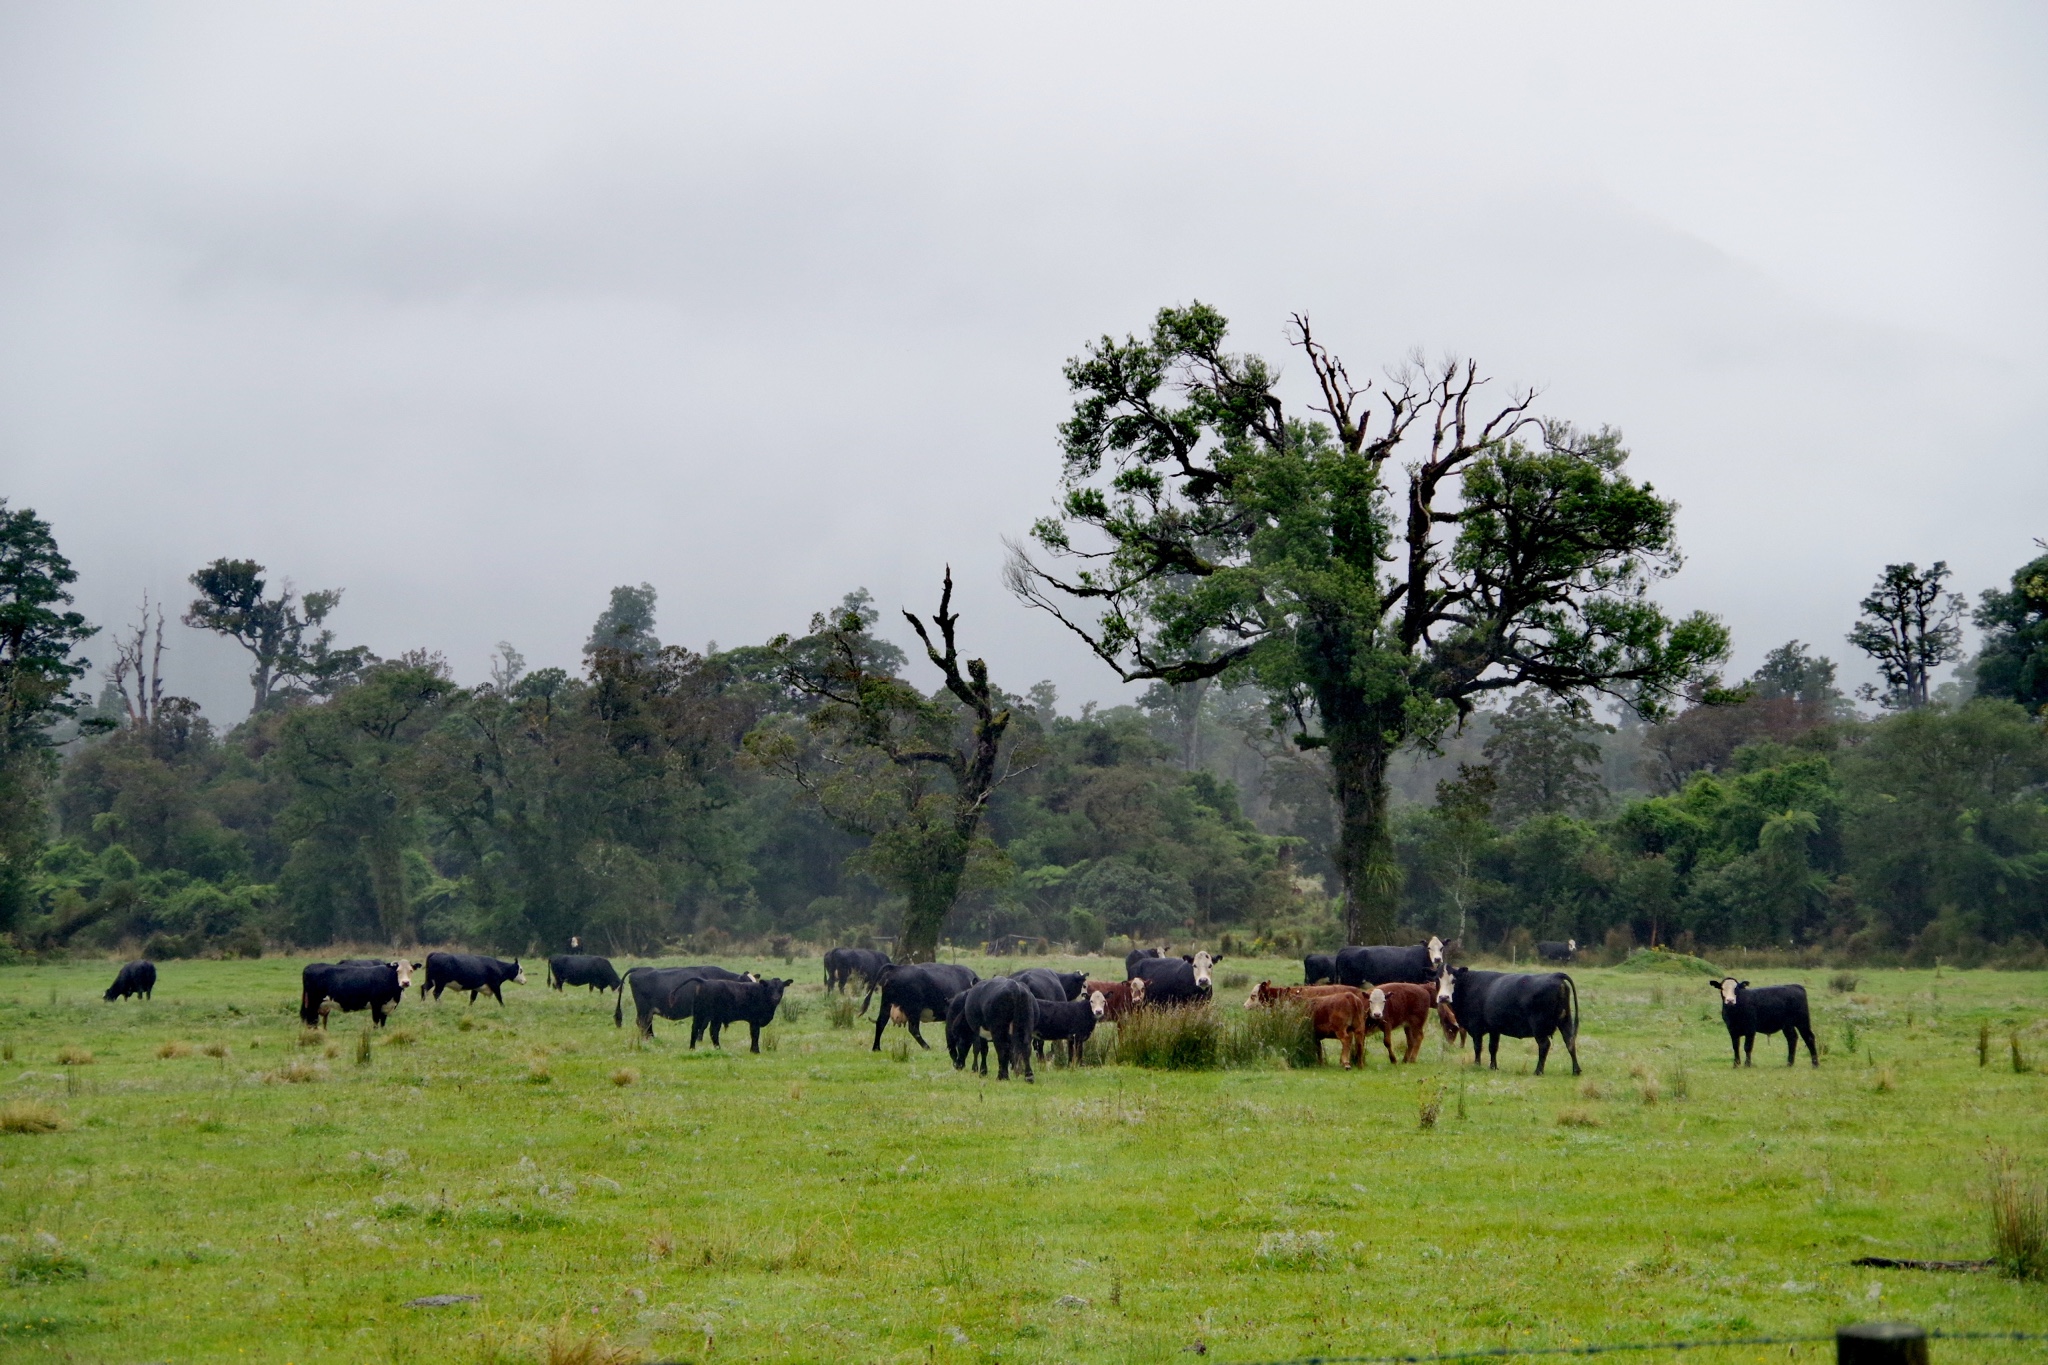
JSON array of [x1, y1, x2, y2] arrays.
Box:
[[0, 954, 2042, 1364]]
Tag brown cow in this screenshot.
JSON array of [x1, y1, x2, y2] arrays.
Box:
[[1248, 981, 1369, 1069], [1365, 982, 1456, 1063], [1084, 979, 1145, 1021]]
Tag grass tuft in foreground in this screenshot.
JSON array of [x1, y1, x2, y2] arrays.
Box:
[[0, 1100, 67, 1134], [1990, 1148, 2048, 1281]]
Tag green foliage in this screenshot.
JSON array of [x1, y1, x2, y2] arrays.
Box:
[[182, 558, 369, 712], [1846, 561, 1967, 710], [1973, 548, 2048, 715]]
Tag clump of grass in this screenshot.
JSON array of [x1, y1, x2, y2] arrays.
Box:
[[1218, 971, 1250, 991], [1665, 1062, 1690, 1100], [1980, 1021, 1992, 1067], [55, 1045, 92, 1066], [0, 1100, 67, 1134], [778, 995, 807, 1025], [156, 1040, 193, 1060], [1843, 1018, 1859, 1054], [201, 1041, 229, 1059], [355, 1032, 373, 1066], [10, 1237, 90, 1284], [1577, 1079, 1605, 1101], [1417, 1080, 1444, 1130], [2013, 1030, 2031, 1075], [646, 1232, 675, 1260], [1557, 1107, 1600, 1129], [888, 1039, 911, 1064], [1114, 1004, 1220, 1070], [1873, 1066, 1896, 1094], [386, 1029, 416, 1047], [826, 995, 857, 1029], [526, 1060, 552, 1084], [266, 1059, 326, 1084], [543, 1319, 643, 1365], [1254, 1230, 1334, 1270], [1454, 1081, 1467, 1121], [297, 1028, 324, 1049], [1, 1039, 13, 1061], [1228, 1000, 1320, 1069], [1989, 1149, 2047, 1281], [323, 1044, 340, 1060], [457, 1015, 477, 1032], [610, 1068, 639, 1087], [1829, 971, 1859, 993], [1630, 1063, 1661, 1104]]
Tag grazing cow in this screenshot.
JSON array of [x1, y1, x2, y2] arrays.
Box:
[[1365, 983, 1451, 1064], [1123, 947, 1165, 977], [1333, 937, 1446, 988], [689, 977, 794, 1052], [614, 965, 756, 1037], [1009, 967, 1088, 1003], [301, 961, 407, 1028], [948, 977, 1036, 1081], [1033, 996, 1102, 1064], [824, 947, 894, 993], [104, 960, 156, 1002], [1129, 951, 1221, 1006], [1303, 953, 1337, 986], [1710, 978, 1818, 1068], [1083, 979, 1145, 1021], [1439, 967, 1580, 1075], [421, 952, 526, 1004], [548, 954, 621, 993], [1246, 981, 1368, 1068], [866, 962, 979, 1051], [1537, 939, 1577, 963]]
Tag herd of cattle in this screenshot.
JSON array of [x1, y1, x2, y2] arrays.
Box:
[[94, 940, 1823, 1080]]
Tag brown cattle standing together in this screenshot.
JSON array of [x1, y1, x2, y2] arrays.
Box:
[[1365, 983, 1456, 1063], [1084, 979, 1145, 1021], [1248, 981, 1370, 1069]]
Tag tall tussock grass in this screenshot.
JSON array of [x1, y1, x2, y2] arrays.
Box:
[[1989, 1148, 2047, 1280], [1111, 1002, 1320, 1070]]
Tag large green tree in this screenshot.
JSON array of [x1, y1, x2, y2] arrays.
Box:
[[1973, 544, 2048, 715], [1845, 561, 1966, 710], [184, 558, 369, 712], [1010, 304, 1726, 942]]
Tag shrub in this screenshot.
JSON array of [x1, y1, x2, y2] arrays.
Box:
[[156, 1041, 193, 1060], [56, 1046, 92, 1066], [0, 1101, 67, 1135], [1989, 1150, 2047, 1281], [826, 996, 857, 1029]]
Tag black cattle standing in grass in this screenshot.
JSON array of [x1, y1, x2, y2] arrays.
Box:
[[1123, 947, 1165, 977], [1439, 966, 1581, 1075], [613, 965, 757, 1037], [1303, 953, 1337, 986], [949, 977, 1037, 1081], [1710, 978, 1818, 1067], [301, 961, 409, 1028], [1537, 939, 1577, 963], [104, 960, 156, 1002], [825, 947, 892, 994], [1334, 937, 1445, 988], [1032, 996, 1101, 1064], [548, 954, 621, 993], [689, 977, 794, 1052], [1128, 951, 1221, 1007], [1009, 967, 1087, 1003], [421, 952, 527, 1004], [866, 962, 978, 1051]]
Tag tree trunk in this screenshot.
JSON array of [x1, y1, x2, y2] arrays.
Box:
[[362, 828, 413, 946], [1328, 721, 1398, 945]]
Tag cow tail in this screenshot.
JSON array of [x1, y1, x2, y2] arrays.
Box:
[[859, 981, 877, 1017], [1562, 972, 1580, 1045], [614, 970, 630, 1029]]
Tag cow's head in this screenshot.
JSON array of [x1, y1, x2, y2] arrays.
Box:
[[510, 961, 528, 986], [1427, 935, 1445, 969], [1128, 977, 1146, 1004], [1368, 986, 1387, 1020], [569, 936, 581, 950], [1711, 977, 1746, 1007], [1436, 998, 1463, 1042], [745, 971, 763, 983], [762, 979, 791, 1010], [390, 960, 415, 991], [1088, 989, 1107, 1019], [1567, 939, 1577, 953], [1189, 951, 1217, 989], [1436, 968, 1459, 1004]]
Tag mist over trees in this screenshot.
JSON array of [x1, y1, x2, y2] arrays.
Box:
[[5, 308, 2047, 966]]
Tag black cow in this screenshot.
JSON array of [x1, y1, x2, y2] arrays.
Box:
[[1129, 951, 1222, 1006], [1439, 967, 1580, 1075], [824, 947, 892, 993], [1009, 967, 1087, 1003], [866, 962, 978, 1051], [947, 977, 1036, 1081], [614, 965, 757, 1037], [689, 977, 794, 1052], [1032, 996, 1101, 1064], [548, 954, 621, 992], [1537, 939, 1577, 963], [421, 952, 526, 1004], [1333, 937, 1446, 988], [1710, 978, 1818, 1068], [301, 961, 409, 1027], [103, 960, 156, 1002], [1123, 947, 1165, 977], [1303, 953, 1337, 986]]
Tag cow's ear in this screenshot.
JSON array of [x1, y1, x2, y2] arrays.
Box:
[[1738, 980, 1750, 989]]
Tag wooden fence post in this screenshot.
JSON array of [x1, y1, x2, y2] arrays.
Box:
[[1838, 1322, 1928, 1365]]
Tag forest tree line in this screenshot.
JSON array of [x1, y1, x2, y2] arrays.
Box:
[[3, 305, 2045, 964]]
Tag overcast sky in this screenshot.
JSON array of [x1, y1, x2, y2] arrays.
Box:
[[3, 3, 2044, 723]]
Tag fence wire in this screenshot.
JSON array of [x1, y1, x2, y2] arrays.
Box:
[[1238, 1328, 2048, 1365]]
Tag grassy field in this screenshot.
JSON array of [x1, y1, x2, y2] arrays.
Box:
[[0, 952, 2042, 1365]]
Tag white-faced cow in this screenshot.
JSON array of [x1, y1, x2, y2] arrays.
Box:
[[866, 962, 978, 1051], [1333, 937, 1446, 988], [1129, 951, 1221, 1006], [1439, 966, 1581, 1075], [1537, 939, 1578, 963], [1710, 978, 1818, 1067], [104, 960, 156, 1002], [301, 960, 411, 1028], [421, 952, 526, 1004]]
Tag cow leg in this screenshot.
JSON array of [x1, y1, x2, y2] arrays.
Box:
[[1403, 1021, 1424, 1064], [750, 1022, 762, 1054], [1729, 1028, 1741, 1067], [1800, 1023, 1819, 1067], [906, 1016, 931, 1050], [1380, 1023, 1398, 1066], [372, 1001, 388, 1027], [871, 1002, 890, 1051], [1743, 1034, 1754, 1067], [1535, 1032, 1550, 1076], [1019, 1023, 1034, 1084], [1487, 1034, 1500, 1069], [689, 1017, 706, 1048]]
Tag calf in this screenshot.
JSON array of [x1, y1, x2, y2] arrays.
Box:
[[948, 977, 1036, 1081], [1303, 953, 1337, 986], [1129, 951, 1221, 1006], [1537, 939, 1577, 963], [866, 962, 978, 1051], [1710, 978, 1817, 1067], [1247, 981, 1369, 1068], [1333, 937, 1445, 988], [301, 961, 407, 1028], [689, 977, 794, 1052], [1009, 967, 1088, 1003], [1083, 979, 1145, 1021], [421, 952, 526, 1004], [103, 960, 156, 1002], [548, 954, 621, 992], [614, 965, 754, 1037], [1365, 983, 1449, 1064], [1033, 996, 1101, 1064], [1439, 967, 1580, 1075]]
